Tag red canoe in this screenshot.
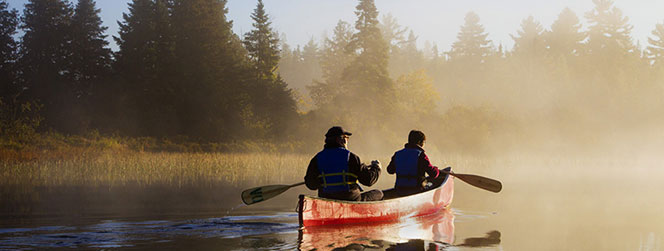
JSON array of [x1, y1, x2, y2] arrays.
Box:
[[297, 170, 454, 227]]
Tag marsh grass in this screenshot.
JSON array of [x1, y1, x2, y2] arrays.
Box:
[[1, 151, 311, 188]]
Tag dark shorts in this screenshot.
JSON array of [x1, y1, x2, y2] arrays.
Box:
[[320, 189, 384, 201], [360, 189, 384, 201]]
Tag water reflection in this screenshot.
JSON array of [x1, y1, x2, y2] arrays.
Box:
[[0, 214, 299, 249], [458, 230, 501, 247], [298, 208, 454, 251]]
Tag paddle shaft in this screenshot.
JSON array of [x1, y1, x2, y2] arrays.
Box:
[[442, 170, 502, 193], [289, 181, 306, 188], [241, 182, 306, 205]]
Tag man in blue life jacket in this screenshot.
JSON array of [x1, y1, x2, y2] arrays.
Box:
[[304, 126, 384, 201], [386, 130, 443, 196]]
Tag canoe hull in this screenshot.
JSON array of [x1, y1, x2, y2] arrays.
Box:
[[298, 174, 454, 227], [298, 208, 455, 250]]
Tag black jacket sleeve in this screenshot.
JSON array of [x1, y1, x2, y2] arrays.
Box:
[[348, 152, 380, 187], [386, 154, 396, 174], [304, 156, 320, 190]]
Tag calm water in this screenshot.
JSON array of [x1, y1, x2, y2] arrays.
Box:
[[1, 157, 663, 250]]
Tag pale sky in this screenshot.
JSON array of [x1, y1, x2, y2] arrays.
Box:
[[6, 0, 664, 51]]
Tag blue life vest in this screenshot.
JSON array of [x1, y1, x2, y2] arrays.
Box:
[[316, 148, 357, 193], [394, 148, 422, 188]]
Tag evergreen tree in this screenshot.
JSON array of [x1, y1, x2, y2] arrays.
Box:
[[449, 12, 493, 64], [243, 0, 297, 138], [347, 0, 389, 74], [379, 13, 407, 53], [300, 38, 322, 92], [301, 38, 321, 82], [546, 7, 585, 57], [511, 16, 546, 58], [70, 0, 111, 129], [388, 28, 424, 78], [319, 20, 354, 85], [244, 0, 279, 79], [277, 37, 321, 97], [114, 0, 158, 87], [585, 0, 635, 56], [114, 0, 178, 136], [339, 0, 394, 128], [402, 31, 424, 73], [309, 20, 354, 108], [585, 0, 639, 87], [0, 0, 19, 100], [646, 22, 664, 66], [172, 0, 250, 140], [19, 0, 75, 132]]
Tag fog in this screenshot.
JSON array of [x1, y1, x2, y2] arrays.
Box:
[[276, 1, 664, 161]]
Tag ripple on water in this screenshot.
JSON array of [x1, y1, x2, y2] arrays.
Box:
[[0, 213, 299, 249]]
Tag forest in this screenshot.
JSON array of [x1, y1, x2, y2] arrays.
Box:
[[1, 0, 664, 157]]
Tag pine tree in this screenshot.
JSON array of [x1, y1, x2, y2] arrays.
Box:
[[0, 0, 19, 100], [114, 0, 175, 84], [546, 7, 585, 57], [585, 0, 639, 87], [70, 0, 111, 128], [379, 13, 407, 53], [114, 0, 178, 136], [340, 0, 394, 128], [511, 16, 546, 58], [243, 0, 280, 79], [449, 12, 493, 64], [309, 20, 354, 108], [585, 0, 635, 56], [319, 20, 354, 85], [299, 38, 322, 91], [243, 0, 297, 138], [646, 22, 664, 66], [114, 0, 158, 86], [347, 0, 389, 74], [172, 0, 250, 139], [19, 0, 75, 132]]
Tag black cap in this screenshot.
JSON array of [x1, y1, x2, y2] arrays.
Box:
[[325, 126, 352, 137]]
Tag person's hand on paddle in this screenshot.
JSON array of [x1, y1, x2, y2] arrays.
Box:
[[370, 160, 381, 171]]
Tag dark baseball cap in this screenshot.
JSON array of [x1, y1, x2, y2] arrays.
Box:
[[325, 126, 352, 137]]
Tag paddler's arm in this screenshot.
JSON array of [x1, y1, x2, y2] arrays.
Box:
[[418, 153, 440, 179], [349, 153, 380, 186], [386, 155, 396, 174], [304, 156, 321, 190]]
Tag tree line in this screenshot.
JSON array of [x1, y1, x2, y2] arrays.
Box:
[[278, 0, 664, 154], [1, 0, 298, 145], [2, 0, 664, 154]]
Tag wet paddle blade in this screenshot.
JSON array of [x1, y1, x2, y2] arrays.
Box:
[[241, 185, 291, 205], [241, 182, 305, 205]]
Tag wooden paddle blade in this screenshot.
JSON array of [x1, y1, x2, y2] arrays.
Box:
[[241, 185, 291, 205], [449, 172, 502, 193]]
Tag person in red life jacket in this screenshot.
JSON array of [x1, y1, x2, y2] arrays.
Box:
[[304, 126, 384, 201], [386, 130, 443, 196]]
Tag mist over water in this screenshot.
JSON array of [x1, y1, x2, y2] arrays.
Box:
[[2, 152, 663, 250]]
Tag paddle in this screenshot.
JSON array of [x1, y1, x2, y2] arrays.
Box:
[[241, 182, 306, 205], [442, 170, 502, 193]]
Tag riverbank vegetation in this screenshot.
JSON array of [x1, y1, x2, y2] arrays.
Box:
[[2, 0, 664, 162]]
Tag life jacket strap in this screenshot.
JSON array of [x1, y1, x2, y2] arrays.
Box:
[[318, 171, 358, 188]]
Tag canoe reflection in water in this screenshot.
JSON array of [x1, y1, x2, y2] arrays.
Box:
[[298, 208, 455, 250]]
